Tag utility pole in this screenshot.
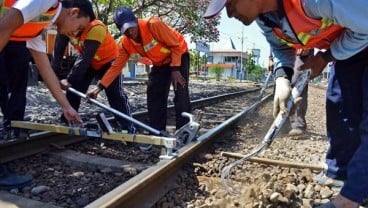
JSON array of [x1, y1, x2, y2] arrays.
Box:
[[240, 26, 244, 82]]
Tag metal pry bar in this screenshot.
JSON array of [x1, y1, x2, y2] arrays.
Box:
[[221, 69, 312, 195]]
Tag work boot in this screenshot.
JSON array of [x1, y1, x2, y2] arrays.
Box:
[[288, 128, 304, 136], [1, 127, 18, 141], [314, 172, 344, 192], [0, 164, 33, 190]]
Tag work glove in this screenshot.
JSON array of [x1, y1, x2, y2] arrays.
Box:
[[273, 77, 291, 118]]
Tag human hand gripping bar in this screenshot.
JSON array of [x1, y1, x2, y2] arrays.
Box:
[[67, 87, 164, 136], [221, 69, 312, 194]]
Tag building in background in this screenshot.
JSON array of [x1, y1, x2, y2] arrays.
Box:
[[206, 38, 260, 80]]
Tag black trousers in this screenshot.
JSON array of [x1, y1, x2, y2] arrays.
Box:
[[147, 53, 191, 131], [0, 41, 31, 131], [66, 62, 135, 133]]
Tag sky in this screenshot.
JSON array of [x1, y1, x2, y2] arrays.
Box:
[[216, 12, 271, 67]]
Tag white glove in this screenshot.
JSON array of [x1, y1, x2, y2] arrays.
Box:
[[273, 77, 291, 118]]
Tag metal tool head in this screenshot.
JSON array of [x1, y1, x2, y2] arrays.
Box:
[[174, 111, 202, 148]]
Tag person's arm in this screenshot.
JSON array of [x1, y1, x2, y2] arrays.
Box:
[[66, 39, 100, 84], [256, 18, 296, 80], [66, 25, 105, 84], [87, 41, 129, 98], [0, 0, 58, 51], [148, 18, 184, 67], [29, 49, 81, 123], [0, 8, 24, 51], [98, 41, 129, 88], [52, 34, 69, 73], [304, 0, 368, 60], [148, 18, 187, 88], [256, 18, 294, 118]]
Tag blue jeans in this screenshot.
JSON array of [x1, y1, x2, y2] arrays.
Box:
[[325, 49, 368, 203]]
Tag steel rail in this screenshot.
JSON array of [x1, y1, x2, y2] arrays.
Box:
[[0, 89, 262, 164], [86, 94, 273, 208]]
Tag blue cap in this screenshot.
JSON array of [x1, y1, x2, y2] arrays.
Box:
[[113, 7, 137, 34]]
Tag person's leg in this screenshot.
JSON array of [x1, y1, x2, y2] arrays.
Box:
[[147, 65, 171, 131], [288, 84, 308, 134], [0, 47, 8, 125], [2, 41, 30, 137], [104, 72, 135, 133], [325, 50, 368, 204], [339, 52, 368, 204], [173, 53, 191, 129], [289, 53, 309, 135]]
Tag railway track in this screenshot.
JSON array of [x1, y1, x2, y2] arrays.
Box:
[[0, 80, 274, 208]]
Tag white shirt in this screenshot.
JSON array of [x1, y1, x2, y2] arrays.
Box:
[[12, 0, 61, 52]]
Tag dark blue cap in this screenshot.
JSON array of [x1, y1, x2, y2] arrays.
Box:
[[113, 7, 137, 34]]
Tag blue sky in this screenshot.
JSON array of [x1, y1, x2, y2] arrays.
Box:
[[217, 12, 270, 67]]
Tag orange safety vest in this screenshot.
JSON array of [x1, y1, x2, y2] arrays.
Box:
[[273, 0, 343, 49], [69, 20, 118, 70], [121, 18, 187, 66], [0, 0, 58, 41]]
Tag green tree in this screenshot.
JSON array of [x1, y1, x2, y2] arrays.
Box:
[[189, 49, 207, 73], [245, 53, 266, 81], [210, 64, 223, 81], [91, 0, 220, 43]]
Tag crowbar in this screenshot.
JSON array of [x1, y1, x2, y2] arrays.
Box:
[[258, 71, 273, 99], [221, 69, 311, 194], [67, 87, 167, 137]]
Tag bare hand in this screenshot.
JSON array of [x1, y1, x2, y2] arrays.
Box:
[[60, 79, 71, 91], [171, 71, 186, 90], [86, 87, 101, 99], [62, 106, 82, 125], [298, 52, 328, 79]]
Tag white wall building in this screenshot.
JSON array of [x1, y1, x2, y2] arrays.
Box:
[[206, 38, 260, 79]]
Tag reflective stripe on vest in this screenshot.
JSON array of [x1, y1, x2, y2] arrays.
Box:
[[273, 0, 343, 49], [70, 19, 117, 70], [1, 0, 58, 41], [122, 17, 186, 66]]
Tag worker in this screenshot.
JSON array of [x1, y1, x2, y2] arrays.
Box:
[[0, 0, 95, 190], [204, 0, 368, 207], [53, 19, 136, 133], [87, 7, 191, 150]]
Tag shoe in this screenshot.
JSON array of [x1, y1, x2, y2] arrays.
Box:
[[314, 172, 344, 192], [139, 143, 153, 151], [1, 128, 18, 141], [288, 128, 304, 136], [0, 165, 33, 190]]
